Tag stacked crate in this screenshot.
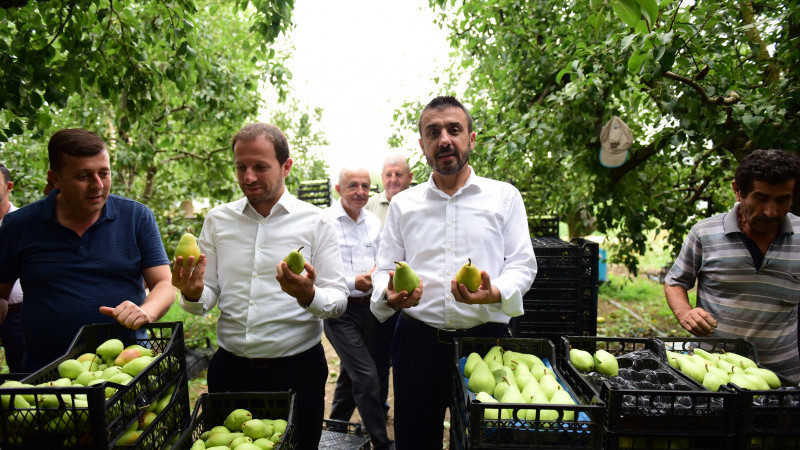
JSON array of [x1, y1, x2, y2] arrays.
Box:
[[510, 237, 599, 349], [297, 179, 332, 208], [0, 322, 189, 449]]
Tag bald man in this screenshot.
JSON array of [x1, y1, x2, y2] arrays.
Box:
[[323, 167, 392, 449]]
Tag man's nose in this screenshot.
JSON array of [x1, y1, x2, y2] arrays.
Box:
[[764, 201, 780, 218]]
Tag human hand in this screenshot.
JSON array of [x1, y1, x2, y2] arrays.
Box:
[[171, 254, 206, 301], [276, 261, 316, 307], [451, 271, 500, 304], [676, 307, 718, 336], [354, 273, 373, 292], [386, 271, 423, 309], [99, 300, 152, 329]]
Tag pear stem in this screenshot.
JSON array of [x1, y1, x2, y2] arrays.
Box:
[[297, 246, 304, 251], [468, 258, 472, 266]]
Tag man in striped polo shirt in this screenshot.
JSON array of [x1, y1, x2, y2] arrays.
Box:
[[665, 149, 800, 383]]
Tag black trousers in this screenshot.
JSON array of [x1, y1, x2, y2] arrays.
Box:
[[391, 313, 509, 449], [324, 302, 391, 449], [207, 343, 327, 450], [370, 310, 398, 417]]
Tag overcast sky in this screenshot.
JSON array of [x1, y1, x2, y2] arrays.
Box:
[[276, 0, 453, 180]]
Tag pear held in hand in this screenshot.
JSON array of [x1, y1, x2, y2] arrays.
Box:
[[393, 261, 420, 293], [175, 232, 201, 268], [456, 258, 482, 292], [283, 247, 306, 274]]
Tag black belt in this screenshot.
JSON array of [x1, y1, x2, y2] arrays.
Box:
[[6, 303, 22, 314], [400, 311, 509, 345], [347, 296, 370, 306]]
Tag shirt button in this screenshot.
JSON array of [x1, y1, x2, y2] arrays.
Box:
[[250, 301, 255, 306], [449, 198, 454, 204], [447, 221, 453, 227], [252, 272, 257, 278]]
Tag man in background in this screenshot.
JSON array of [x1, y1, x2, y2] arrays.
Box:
[[665, 149, 800, 383], [324, 166, 392, 449], [364, 153, 413, 421], [0, 163, 24, 373]]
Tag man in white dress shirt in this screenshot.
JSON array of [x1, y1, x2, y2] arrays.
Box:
[[171, 123, 349, 450], [370, 96, 537, 447], [323, 166, 392, 449], [364, 153, 414, 421], [0, 163, 25, 372]]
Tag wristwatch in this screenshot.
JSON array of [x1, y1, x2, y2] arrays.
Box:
[[383, 291, 398, 311]]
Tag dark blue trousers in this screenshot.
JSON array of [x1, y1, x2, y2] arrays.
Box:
[[0, 307, 25, 373], [207, 343, 327, 450], [369, 310, 398, 417], [391, 313, 509, 449]]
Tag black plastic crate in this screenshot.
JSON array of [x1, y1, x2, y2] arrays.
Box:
[[0, 322, 186, 449], [453, 337, 605, 449], [297, 179, 331, 208], [319, 419, 371, 450], [560, 336, 738, 447], [172, 391, 296, 450], [113, 373, 190, 449], [523, 283, 597, 303], [659, 338, 800, 449], [602, 429, 737, 450]]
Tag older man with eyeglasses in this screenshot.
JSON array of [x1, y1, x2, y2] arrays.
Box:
[[323, 166, 393, 450]]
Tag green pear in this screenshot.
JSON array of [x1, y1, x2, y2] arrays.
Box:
[[234, 443, 262, 450], [190, 439, 206, 450], [730, 372, 760, 390], [468, 360, 495, 394], [677, 357, 706, 383], [539, 374, 561, 400], [702, 370, 728, 392], [268, 432, 282, 443], [475, 391, 500, 420], [230, 436, 254, 448], [493, 366, 516, 388], [175, 232, 201, 268], [520, 377, 542, 402], [493, 376, 514, 399], [723, 352, 757, 370], [224, 409, 253, 432], [201, 425, 231, 440], [115, 347, 148, 366], [500, 384, 526, 420], [122, 355, 154, 376], [96, 338, 124, 364], [74, 370, 103, 386], [570, 348, 594, 372], [464, 352, 482, 378], [101, 366, 124, 379], [258, 420, 275, 437], [530, 365, 552, 381], [745, 367, 781, 389], [242, 419, 271, 439], [706, 365, 730, 383], [692, 347, 719, 362], [393, 260, 420, 293], [502, 350, 519, 367], [57, 359, 86, 380], [593, 349, 619, 376], [744, 373, 770, 390], [206, 432, 239, 447], [271, 419, 287, 435], [515, 352, 545, 372], [455, 258, 482, 292], [116, 429, 142, 446], [138, 411, 158, 430], [665, 350, 684, 369], [526, 391, 558, 421], [549, 389, 577, 421], [254, 438, 275, 449], [512, 363, 534, 391], [283, 246, 306, 274]]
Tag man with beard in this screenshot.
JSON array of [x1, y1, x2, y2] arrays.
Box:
[[370, 96, 537, 447], [665, 149, 800, 383], [171, 123, 349, 449], [323, 166, 392, 449]]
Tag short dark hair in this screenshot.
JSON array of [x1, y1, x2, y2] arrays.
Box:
[[231, 123, 290, 165], [0, 163, 10, 184], [417, 96, 474, 136], [48, 129, 108, 173], [735, 149, 800, 197]]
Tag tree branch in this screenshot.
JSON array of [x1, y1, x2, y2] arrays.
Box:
[[160, 146, 229, 164], [609, 128, 678, 184], [662, 71, 742, 105]]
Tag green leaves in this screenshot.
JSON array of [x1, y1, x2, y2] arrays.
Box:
[[613, 0, 658, 29]]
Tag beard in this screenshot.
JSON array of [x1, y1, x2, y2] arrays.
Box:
[[428, 145, 471, 175]]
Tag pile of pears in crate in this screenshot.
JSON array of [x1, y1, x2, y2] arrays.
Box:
[[190, 408, 287, 450], [463, 346, 577, 421]]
